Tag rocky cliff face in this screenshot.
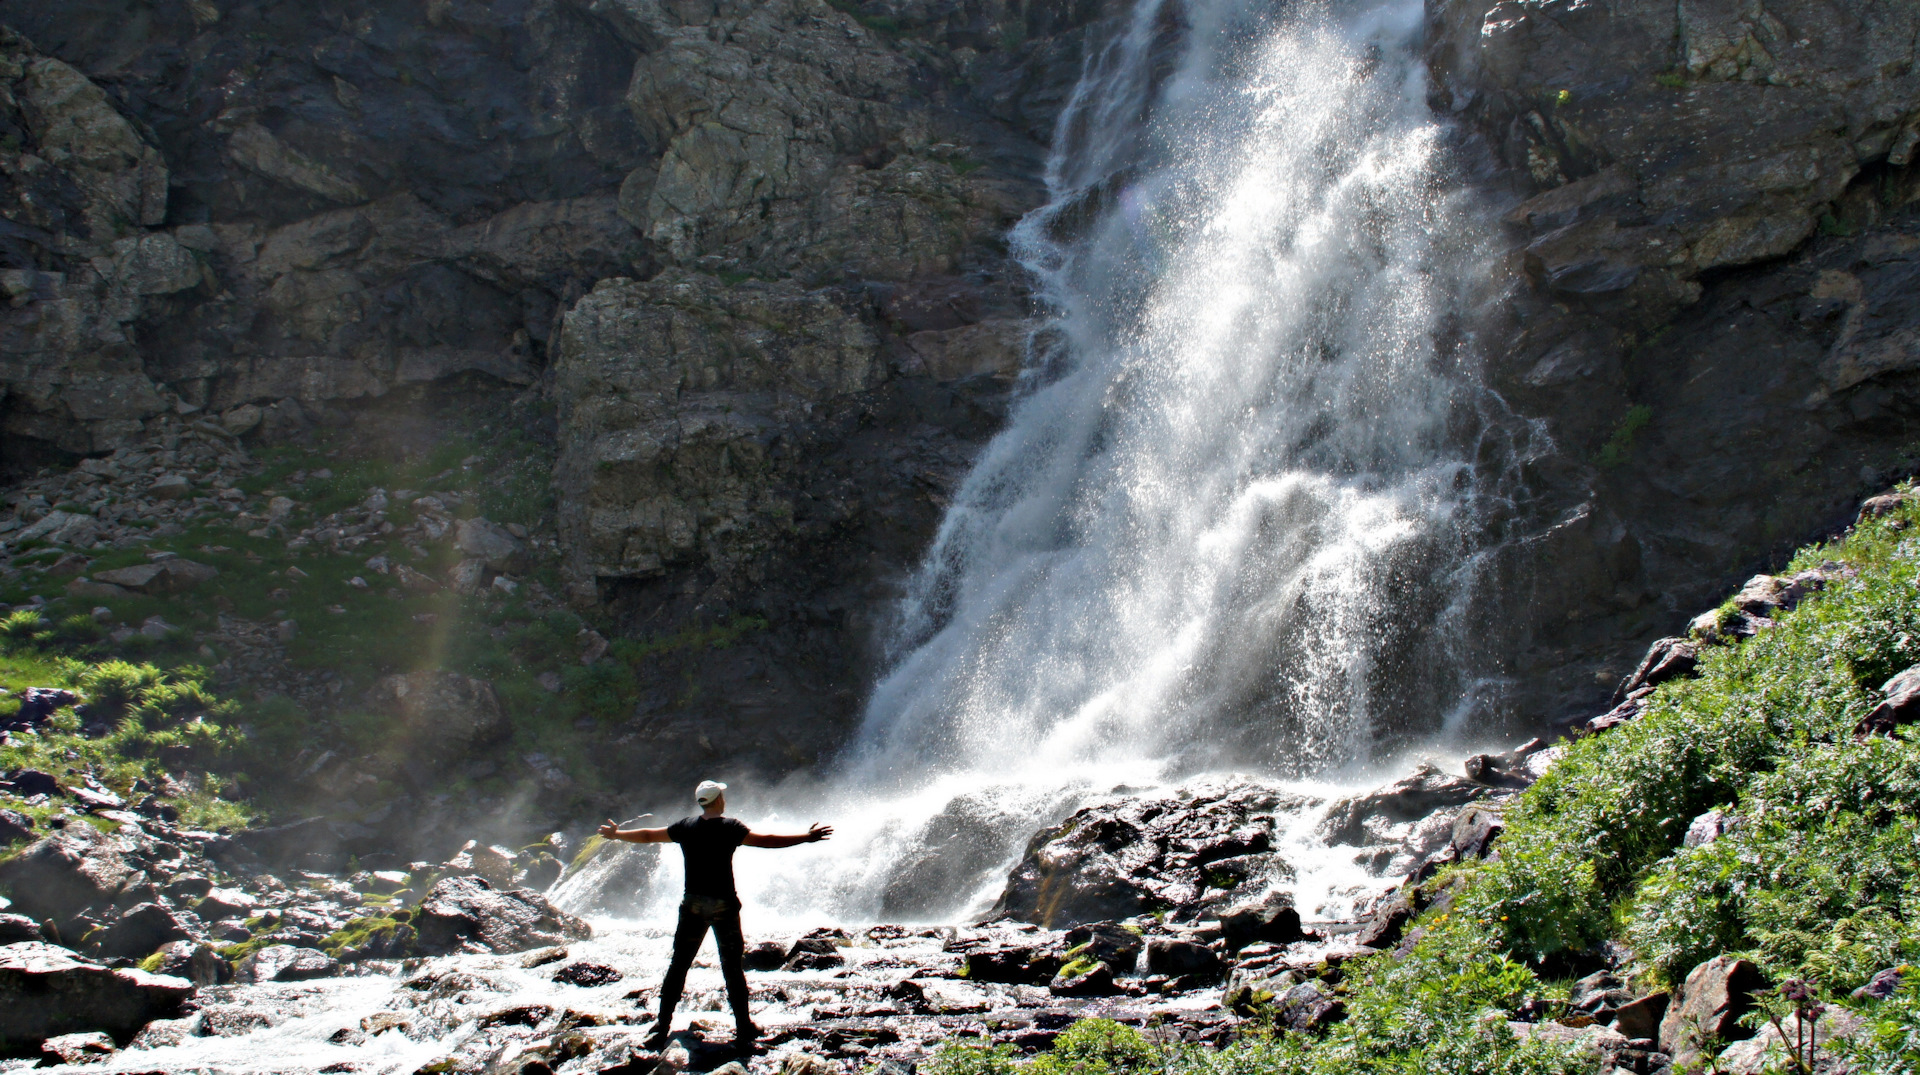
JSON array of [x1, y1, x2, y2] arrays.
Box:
[[0, 0, 1121, 797], [6, 0, 1920, 786], [1424, 0, 1920, 722]]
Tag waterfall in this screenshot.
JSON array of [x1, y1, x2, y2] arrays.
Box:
[[559, 0, 1519, 926]]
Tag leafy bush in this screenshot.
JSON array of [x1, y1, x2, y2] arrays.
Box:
[[924, 1038, 1021, 1075], [1627, 736, 1920, 989], [1032, 1020, 1160, 1075], [1464, 498, 1920, 982], [1834, 965, 1920, 1074]]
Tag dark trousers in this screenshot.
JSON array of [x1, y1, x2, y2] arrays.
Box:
[[656, 896, 752, 1032]]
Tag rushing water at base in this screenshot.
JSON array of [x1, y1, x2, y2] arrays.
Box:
[[561, 0, 1519, 927]]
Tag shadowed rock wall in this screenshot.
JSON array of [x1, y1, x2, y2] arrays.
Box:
[[1426, 0, 1920, 724]]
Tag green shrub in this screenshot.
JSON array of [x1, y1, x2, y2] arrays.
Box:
[[1032, 1019, 1160, 1075], [63, 659, 164, 718], [1627, 735, 1920, 989], [1834, 963, 1920, 1074], [924, 1038, 1020, 1075], [1465, 501, 1920, 973], [0, 609, 47, 650]]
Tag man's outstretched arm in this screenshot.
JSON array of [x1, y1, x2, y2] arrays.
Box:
[[744, 823, 833, 848], [598, 819, 672, 843]]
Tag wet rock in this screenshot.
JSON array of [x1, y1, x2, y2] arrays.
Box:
[[0, 942, 193, 1055], [1064, 921, 1144, 973], [366, 671, 510, 761], [479, 1004, 555, 1030], [996, 783, 1301, 927], [0, 914, 41, 944], [1145, 938, 1221, 979], [964, 944, 1061, 985], [414, 876, 592, 955], [553, 270, 887, 586], [162, 875, 213, 902], [1319, 765, 1499, 873], [446, 840, 519, 889], [0, 824, 137, 922], [236, 944, 340, 983], [1448, 805, 1504, 862], [1660, 955, 1767, 1064], [552, 961, 622, 987], [219, 816, 346, 872], [198, 1007, 273, 1036], [1221, 894, 1306, 954], [1352, 890, 1414, 950], [744, 941, 787, 971], [784, 937, 847, 971], [1048, 960, 1117, 997], [40, 1030, 116, 1065], [194, 887, 257, 920], [149, 941, 232, 987], [96, 902, 199, 960], [517, 851, 564, 893]]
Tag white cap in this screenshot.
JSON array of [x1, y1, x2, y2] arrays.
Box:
[[695, 780, 727, 806]]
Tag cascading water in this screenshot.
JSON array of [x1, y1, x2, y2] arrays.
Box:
[[26, 5, 1535, 1071], [559, 0, 1524, 927]]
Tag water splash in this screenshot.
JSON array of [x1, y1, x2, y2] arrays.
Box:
[[560, 0, 1519, 927]]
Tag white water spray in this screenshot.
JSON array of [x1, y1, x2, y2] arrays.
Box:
[[561, 0, 1515, 927]]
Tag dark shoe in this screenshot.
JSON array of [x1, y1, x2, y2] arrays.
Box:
[[643, 1027, 673, 1052], [733, 1023, 761, 1053]]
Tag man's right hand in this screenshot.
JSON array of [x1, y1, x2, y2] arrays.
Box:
[[598, 819, 622, 840], [807, 823, 834, 843]]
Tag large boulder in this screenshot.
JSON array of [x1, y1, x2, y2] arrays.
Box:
[[1859, 664, 1920, 735], [94, 903, 199, 961], [0, 942, 193, 1056], [413, 877, 592, 955], [1660, 955, 1767, 1065], [0, 824, 137, 924], [366, 671, 510, 759], [235, 945, 340, 984], [993, 783, 1302, 928], [148, 941, 232, 987]]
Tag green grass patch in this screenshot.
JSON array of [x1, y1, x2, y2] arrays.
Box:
[[1595, 404, 1652, 468], [320, 914, 413, 959]]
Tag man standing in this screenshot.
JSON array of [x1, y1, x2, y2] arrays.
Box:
[[598, 780, 832, 1052]]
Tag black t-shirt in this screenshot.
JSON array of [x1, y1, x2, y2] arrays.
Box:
[[667, 815, 750, 903]]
